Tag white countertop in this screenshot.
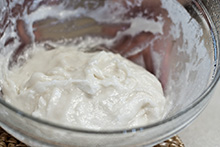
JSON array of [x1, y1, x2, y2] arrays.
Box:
[[179, 82, 220, 147]]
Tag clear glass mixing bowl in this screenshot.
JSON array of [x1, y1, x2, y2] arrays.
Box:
[[0, 0, 219, 146]]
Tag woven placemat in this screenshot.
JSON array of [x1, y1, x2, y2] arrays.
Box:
[[0, 127, 184, 147]]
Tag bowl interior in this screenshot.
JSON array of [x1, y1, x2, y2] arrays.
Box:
[[0, 0, 218, 146]]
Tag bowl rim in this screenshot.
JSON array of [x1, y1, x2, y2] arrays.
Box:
[[0, 0, 220, 135]]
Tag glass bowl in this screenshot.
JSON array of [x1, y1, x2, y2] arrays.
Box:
[[0, 0, 219, 146]]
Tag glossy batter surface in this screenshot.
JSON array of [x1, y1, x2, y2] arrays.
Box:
[[1, 46, 166, 130]]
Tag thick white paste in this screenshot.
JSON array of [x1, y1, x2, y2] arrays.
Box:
[[2, 46, 166, 130]]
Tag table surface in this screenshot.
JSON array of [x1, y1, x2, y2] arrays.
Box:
[[179, 82, 220, 147]]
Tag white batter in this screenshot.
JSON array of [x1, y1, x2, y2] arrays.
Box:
[[1, 46, 166, 130]]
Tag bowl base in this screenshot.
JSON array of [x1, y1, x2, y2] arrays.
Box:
[[0, 127, 184, 147]]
